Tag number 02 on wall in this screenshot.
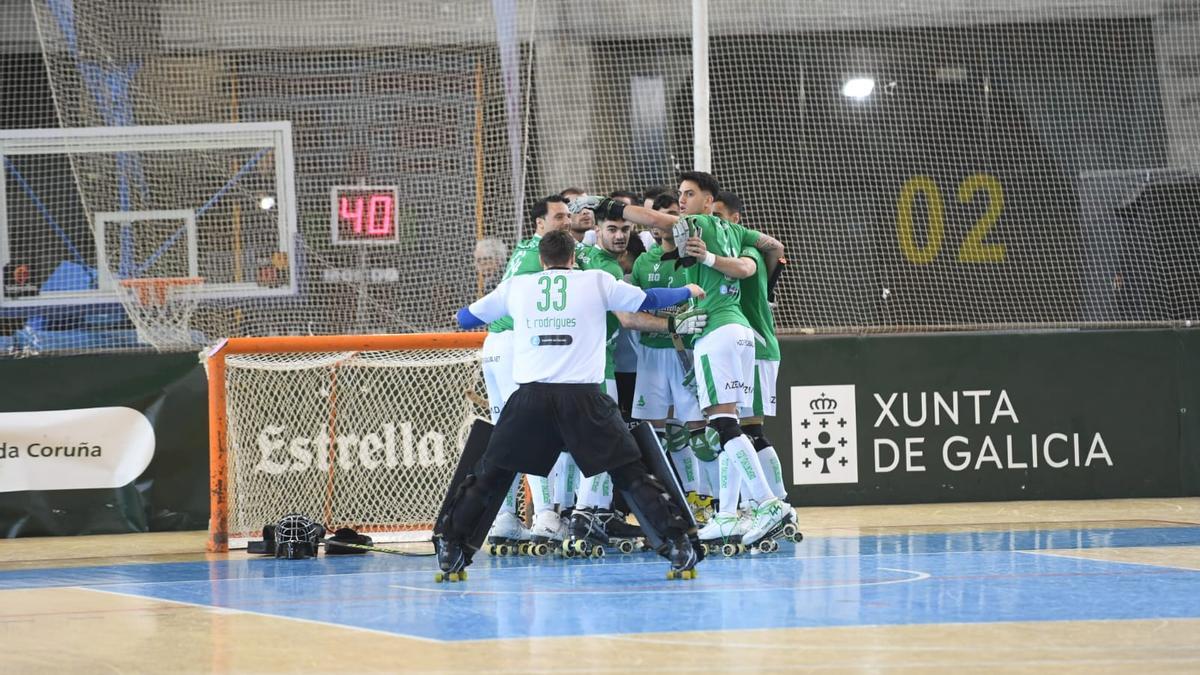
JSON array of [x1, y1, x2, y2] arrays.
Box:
[[896, 174, 1006, 265]]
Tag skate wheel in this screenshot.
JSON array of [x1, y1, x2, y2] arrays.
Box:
[[485, 544, 495, 555], [447, 572, 461, 582], [737, 544, 748, 554], [720, 543, 736, 557], [499, 544, 512, 556], [618, 540, 635, 554], [757, 539, 777, 553], [590, 546, 605, 559], [792, 532, 804, 543], [434, 571, 445, 583], [573, 540, 589, 554], [459, 570, 468, 581], [666, 570, 677, 580], [782, 524, 797, 538], [533, 543, 548, 556], [681, 569, 696, 580]]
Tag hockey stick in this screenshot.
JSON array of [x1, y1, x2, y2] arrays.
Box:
[[322, 538, 436, 556], [464, 389, 490, 411]]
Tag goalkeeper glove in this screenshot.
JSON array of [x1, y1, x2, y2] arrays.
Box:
[[568, 194, 625, 222], [672, 218, 697, 267], [667, 308, 706, 335]]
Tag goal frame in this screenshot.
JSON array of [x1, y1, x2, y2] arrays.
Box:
[[206, 331, 486, 552]]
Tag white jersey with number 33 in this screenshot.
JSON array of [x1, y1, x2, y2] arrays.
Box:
[[468, 269, 646, 385]]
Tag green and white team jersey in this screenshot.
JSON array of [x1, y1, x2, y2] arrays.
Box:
[[677, 214, 760, 339], [630, 244, 685, 349], [487, 235, 543, 334], [738, 246, 781, 361], [576, 244, 623, 379]]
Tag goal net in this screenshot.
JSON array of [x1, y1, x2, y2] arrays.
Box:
[[8, 0, 1200, 354], [207, 332, 489, 550]]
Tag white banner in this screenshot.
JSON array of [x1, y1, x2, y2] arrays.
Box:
[[791, 385, 859, 485], [0, 407, 155, 493]]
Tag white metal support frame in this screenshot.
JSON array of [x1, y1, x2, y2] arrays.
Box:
[[692, 0, 711, 173], [0, 121, 298, 307]]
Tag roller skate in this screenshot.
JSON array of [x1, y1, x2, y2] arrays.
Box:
[[562, 507, 608, 559], [433, 537, 469, 583], [665, 533, 699, 580], [758, 505, 803, 550], [484, 511, 529, 557], [687, 492, 716, 525], [526, 509, 563, 557], [741, 497, 787, 554], [598, 509, 645, 554], [696, 512, 747, 557]]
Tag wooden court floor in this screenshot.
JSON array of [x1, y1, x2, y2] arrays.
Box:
[[2, 497, 1199, 673]]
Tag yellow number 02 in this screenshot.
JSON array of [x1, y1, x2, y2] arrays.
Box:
[[896, 174, 1005, 264], [957, 174, 1006, 263], [897, 176, 943, 265]]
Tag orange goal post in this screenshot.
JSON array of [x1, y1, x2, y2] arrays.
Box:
[[206, 332, 487, 552]]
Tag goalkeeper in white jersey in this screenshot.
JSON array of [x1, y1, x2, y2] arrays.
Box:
[[436, 230, 705, 579]]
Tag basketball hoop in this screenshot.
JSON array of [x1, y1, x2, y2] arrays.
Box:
[[117, 277, 205, 350]]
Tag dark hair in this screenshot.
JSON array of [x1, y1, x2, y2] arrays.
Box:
[[538, 229, 576, 267], [530, 194, 569, 223], [678, 170, 720, 197], [626, 230, 647, 257], [559, 186, 586, 198], [608, 190, 639, 203], [714, 190, 744, 217], [651, 193, 678, 211], [641, 185, 670, 202]]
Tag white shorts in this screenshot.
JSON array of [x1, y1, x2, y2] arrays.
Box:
[[632, 346, 704, 422], [692, 323, 755, 412], [481, 331, 517, 423], [739, 359, 779, 418]]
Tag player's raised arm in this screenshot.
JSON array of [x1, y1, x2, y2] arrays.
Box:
[[455, 278, 512, 329], [569, 195, 679, 233], [682, 234, 757, 279], [713, 192, 785, 277], [751, 231, 785, 276]]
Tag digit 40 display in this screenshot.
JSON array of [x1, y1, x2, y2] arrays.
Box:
[[330, 186, 400, 245]]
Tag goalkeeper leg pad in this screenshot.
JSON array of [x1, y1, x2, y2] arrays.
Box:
[[610, 423, 703, 562], [432, 419, 492, 540], [432, 420, 517, 559]]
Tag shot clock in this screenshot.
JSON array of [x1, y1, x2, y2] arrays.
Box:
[[330, 186, 400, 244]]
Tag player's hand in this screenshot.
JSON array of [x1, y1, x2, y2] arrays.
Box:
[[684, 283, 706, 299], [668, 308, 707, 335]]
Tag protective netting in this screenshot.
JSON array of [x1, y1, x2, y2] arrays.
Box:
[[4, 0, 1200, 356], [221, 348, 490, 546]]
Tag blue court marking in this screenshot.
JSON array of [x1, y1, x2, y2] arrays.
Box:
[[4, 526, 1199, 642]]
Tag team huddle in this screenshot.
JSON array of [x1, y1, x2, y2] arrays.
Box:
[[435, 171, 799, 580]]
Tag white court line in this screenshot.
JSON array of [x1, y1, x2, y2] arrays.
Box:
[[389, 567, 929, 595], [1016, 548, 1200, 572], [75, 585, 453, 644]]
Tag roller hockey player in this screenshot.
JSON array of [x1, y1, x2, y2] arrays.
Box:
[[433, 230, 704, 581], [569, 172, 789, 556]]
